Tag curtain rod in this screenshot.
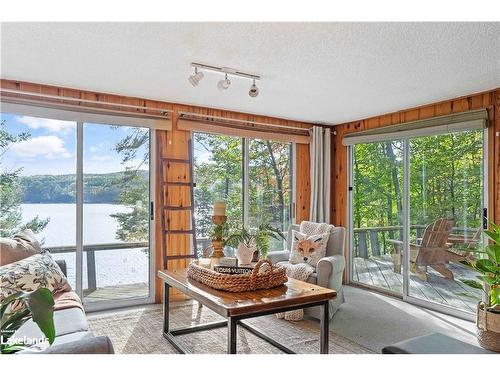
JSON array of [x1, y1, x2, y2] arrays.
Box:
[[0, 88, 174, 114], [1, 97, 172, 121], [178, 111, 312, 133]]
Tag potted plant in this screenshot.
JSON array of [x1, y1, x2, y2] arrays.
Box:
[[1, 288, 56, 354], [460, 222, 500, 352], [226, 223, 285, 265]]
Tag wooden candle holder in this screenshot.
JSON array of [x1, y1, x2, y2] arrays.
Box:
[[210, 215, 227, 258]]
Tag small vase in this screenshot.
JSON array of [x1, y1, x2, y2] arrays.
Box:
[[236, 243, 256, 266]]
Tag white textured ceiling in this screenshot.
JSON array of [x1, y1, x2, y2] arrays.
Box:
[[1, 22, 499, 124]]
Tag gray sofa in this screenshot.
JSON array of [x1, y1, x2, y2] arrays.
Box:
[[267, 224, 346, 320], [13, 259, 114, 354]]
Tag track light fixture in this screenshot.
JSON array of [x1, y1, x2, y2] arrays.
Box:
[[217, 74, 231, 91], [248, 80, 259, 98], [188, 67, 204, 87], [189, 62, 260, 98]]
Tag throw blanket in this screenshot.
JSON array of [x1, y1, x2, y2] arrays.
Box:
[[276, 262, 315, 321]]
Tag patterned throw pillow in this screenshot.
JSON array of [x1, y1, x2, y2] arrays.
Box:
[[289, 230, 329, 268], [0, 252, 71, 302]]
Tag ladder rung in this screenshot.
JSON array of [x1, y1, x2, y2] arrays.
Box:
[[164, 206, 193, 211], [164, 229, 195, 234], [163, 158, 190, 163], [163, 181, 195, 186], [165, 254, 197, 260]]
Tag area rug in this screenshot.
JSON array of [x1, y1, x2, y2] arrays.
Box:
[[88, 302, 373, 354]]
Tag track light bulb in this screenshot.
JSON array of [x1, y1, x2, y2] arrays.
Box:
[[188, 67, 204, 87], [217, 74, 231, 91], [249, 80, 259, 98]]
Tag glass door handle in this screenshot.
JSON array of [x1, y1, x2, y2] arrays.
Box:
[[483, 208, 488, 229]]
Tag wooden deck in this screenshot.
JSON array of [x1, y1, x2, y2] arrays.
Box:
[[83, 282, 149, 303], [352, 255, 481, 313]]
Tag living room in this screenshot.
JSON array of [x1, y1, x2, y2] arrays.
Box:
[[1, 2, 499, 373]]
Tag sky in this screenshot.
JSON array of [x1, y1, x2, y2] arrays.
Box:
[[1, 112, 148, 176]]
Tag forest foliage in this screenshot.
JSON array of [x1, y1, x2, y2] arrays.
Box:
[[353, 130, 483, 255]]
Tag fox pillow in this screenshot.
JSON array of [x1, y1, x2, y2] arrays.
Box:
[[289, 230, 329, 268]]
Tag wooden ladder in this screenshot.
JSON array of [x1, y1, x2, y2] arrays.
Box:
[[159, 139, 198, 270]]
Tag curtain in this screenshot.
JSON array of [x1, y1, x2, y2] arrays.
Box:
[[309, 126, 331, 223]]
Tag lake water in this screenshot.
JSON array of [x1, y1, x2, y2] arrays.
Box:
[[21, 204, 150, 290]]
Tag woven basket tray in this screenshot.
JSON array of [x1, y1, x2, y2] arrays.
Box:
[[188, 259, 288, 293]]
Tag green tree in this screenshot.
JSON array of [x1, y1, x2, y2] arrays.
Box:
[[110, 127, 150, 242], [0, 120, 49, 237]]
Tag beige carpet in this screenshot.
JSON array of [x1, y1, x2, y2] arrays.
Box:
[[88, 302, 373, 354]]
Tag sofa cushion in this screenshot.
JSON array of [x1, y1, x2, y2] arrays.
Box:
[[0, 229, 43, 266], [20, 335, 114, 354], [12, 306, 89, 341], [0, 252, 71, 301]]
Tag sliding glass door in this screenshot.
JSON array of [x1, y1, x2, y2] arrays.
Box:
[[407, 130, 483, 313], [1, 109, 154, 311], [351, 140, 404, 294], [350, 127, 485, 317], [1, 113, 77, 289], [82, 123, 152, 306]]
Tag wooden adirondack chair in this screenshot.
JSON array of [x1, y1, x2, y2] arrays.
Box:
[[389, 218, 464, 281]]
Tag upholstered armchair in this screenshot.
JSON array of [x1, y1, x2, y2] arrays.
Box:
[[267, 224, 346, 320]]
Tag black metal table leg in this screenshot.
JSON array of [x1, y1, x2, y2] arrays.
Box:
[[163, 282, 169, 334], [162, 282, 190, 353], [320, 301, 329, 354], [227, 316, 237, 354]]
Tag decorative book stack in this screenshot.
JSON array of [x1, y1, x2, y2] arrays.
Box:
[[213, 265, 254, 275]]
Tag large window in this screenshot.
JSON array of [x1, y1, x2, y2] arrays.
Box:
[[193, 133, 294, 254], [193, 133, 243, 254], [1, 110, 154, 310]]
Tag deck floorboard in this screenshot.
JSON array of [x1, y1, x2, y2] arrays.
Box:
[[83, 282, 149, 303], [352, 255, 481, 313]]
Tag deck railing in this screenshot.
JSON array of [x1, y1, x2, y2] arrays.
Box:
[[353, 225, 479, 258], [44, 226, 478, 291], [44, 242, 148, 292]]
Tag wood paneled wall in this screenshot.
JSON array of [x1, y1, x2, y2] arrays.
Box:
[[0, 79, 312, 302], [331, 89, 500, 247]]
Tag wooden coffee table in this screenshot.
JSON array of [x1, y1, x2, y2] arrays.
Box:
[[157, 269, 336, 354]]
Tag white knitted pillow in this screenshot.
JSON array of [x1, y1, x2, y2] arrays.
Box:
[[289, 230, 329, 268]]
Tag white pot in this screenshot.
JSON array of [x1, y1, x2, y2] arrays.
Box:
[[236, 243, 256, 266]]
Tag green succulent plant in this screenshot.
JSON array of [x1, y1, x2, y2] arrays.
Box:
[[460, 221, 500, 311], [0, 288, 55, 354], [226, 223, 285, 259]]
